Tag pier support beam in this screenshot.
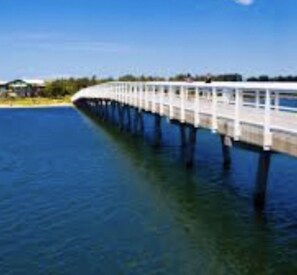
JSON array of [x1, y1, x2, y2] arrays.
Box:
[[220, 135, 232, 169], [125, 106, 132, 131], [100, 99, 105, 119], [139, 112, 144, 134], [133, 108, 139, 134], [254, 151, 272, 209], [180, 124, 197, 168], [111, 101, 116, 124], [132, 109, 144, 135], [117, 103, 124, 131], [180, 124, 187, 148], [103, 100, 109, 121], [185, 126, 197, 168], [153, 114, 162, 148]]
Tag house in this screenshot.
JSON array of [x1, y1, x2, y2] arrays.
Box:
[[0, 79, 45, 97], [0, 81, 6, 93]]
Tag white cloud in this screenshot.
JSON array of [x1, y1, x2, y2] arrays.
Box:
[[234, 0, 254, 5]]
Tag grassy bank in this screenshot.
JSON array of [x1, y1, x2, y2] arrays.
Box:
[[0, 96, 72, 107]]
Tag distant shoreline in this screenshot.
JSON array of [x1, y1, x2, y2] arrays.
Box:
[[0, 103, 73, 109], [0, 97, 73, 109]]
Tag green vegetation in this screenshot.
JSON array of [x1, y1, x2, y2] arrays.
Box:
[[41, 76, 113, 98], [2, 74, 296, 106], [247, 75, 297, 82], [41, 74, 244, 98]]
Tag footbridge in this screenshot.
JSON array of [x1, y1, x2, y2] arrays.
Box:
[[72, 81, 297, 208]]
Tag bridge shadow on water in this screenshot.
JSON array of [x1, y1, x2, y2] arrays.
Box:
[[77, 106, 297, 274]]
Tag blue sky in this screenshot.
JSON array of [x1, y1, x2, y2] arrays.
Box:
[[0, 0, 296, 80]]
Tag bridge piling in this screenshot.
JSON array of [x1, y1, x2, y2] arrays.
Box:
[[104, 100, 109, 121], [179, 124, 197, 168], [72, 81, 297, 209], [254, 151, 272, 209], [125, 105, 132, 131], [133, 107, 139, 134], [180, 124, 187, 148], [117, 103, 124, 131], [111, 101, 116, 124], [99, 100, 104, 119], [220, 135, 232, 170], [185, 125, 197, 168], [153, 114, 162, 148]]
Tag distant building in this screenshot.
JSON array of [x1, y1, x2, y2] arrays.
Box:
[[0, 79, 45, 97]]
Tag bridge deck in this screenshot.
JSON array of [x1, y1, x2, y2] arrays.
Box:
[[72, 81, 297, 157]]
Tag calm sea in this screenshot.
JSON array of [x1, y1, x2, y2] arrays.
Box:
[[0, 107, 296, 274]]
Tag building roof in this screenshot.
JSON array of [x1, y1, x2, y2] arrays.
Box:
[[23, 79, 45, 86], [0, 79, 45, 87]]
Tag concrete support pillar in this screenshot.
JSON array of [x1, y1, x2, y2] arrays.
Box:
[[104, 100, 109, 121], [98, 99, 103, 118], [111, 101, 116, 124], [180, 124, 197, 168], [133, 108, 139, 134], [180, 124, 187, 148], [153, 114, 162, 148], [139, 112, 144, 134], [95, 100, 100, 116], [220, 135, 232, 169], [101, 100, 106, 121], [117, 103, 124, 131], [126, 106, 131, 131], [254, 151, 272, 209], [185, 126, 197, 168]]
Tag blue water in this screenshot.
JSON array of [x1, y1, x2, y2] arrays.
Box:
[[0, 107, 296, 274]]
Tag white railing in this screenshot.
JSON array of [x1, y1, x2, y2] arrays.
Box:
[[72, 81, 297, 151]]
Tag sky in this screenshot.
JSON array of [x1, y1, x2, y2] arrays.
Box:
[[0, 0, 296, 80]]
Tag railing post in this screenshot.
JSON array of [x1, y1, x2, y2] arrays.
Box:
[[134, 84, 137, 107], [120, 83, 123, 103], [180, 86, 185, 123], [212, 87, 218, 132], [274, 91, 280, 112], [130, 83, 133, 105], [126, 83, 129, 104], [135, 83, 138, 108], [160, 85, 164, 116], [119, 83, 122, 102], [264, 89, 273, 150], [124, 83, 128, 104], [145, 84, 149, 110], [255, 90, 260, 108], [169, 86, 174, 119], [152, 85, 156, 113], [116, 83, 120, 102], [168, 86, 174, 119], [195, 87, 200, 127], [155, 86, 158, 113], [139, 83, 143, 110], [234, 89, 241, 140]]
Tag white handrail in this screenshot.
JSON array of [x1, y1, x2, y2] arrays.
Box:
[[72, 81, 297, 151]]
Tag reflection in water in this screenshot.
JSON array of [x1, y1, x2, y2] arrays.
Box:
[[82, 109, 297, 274], [0, 107, 296, 274]]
